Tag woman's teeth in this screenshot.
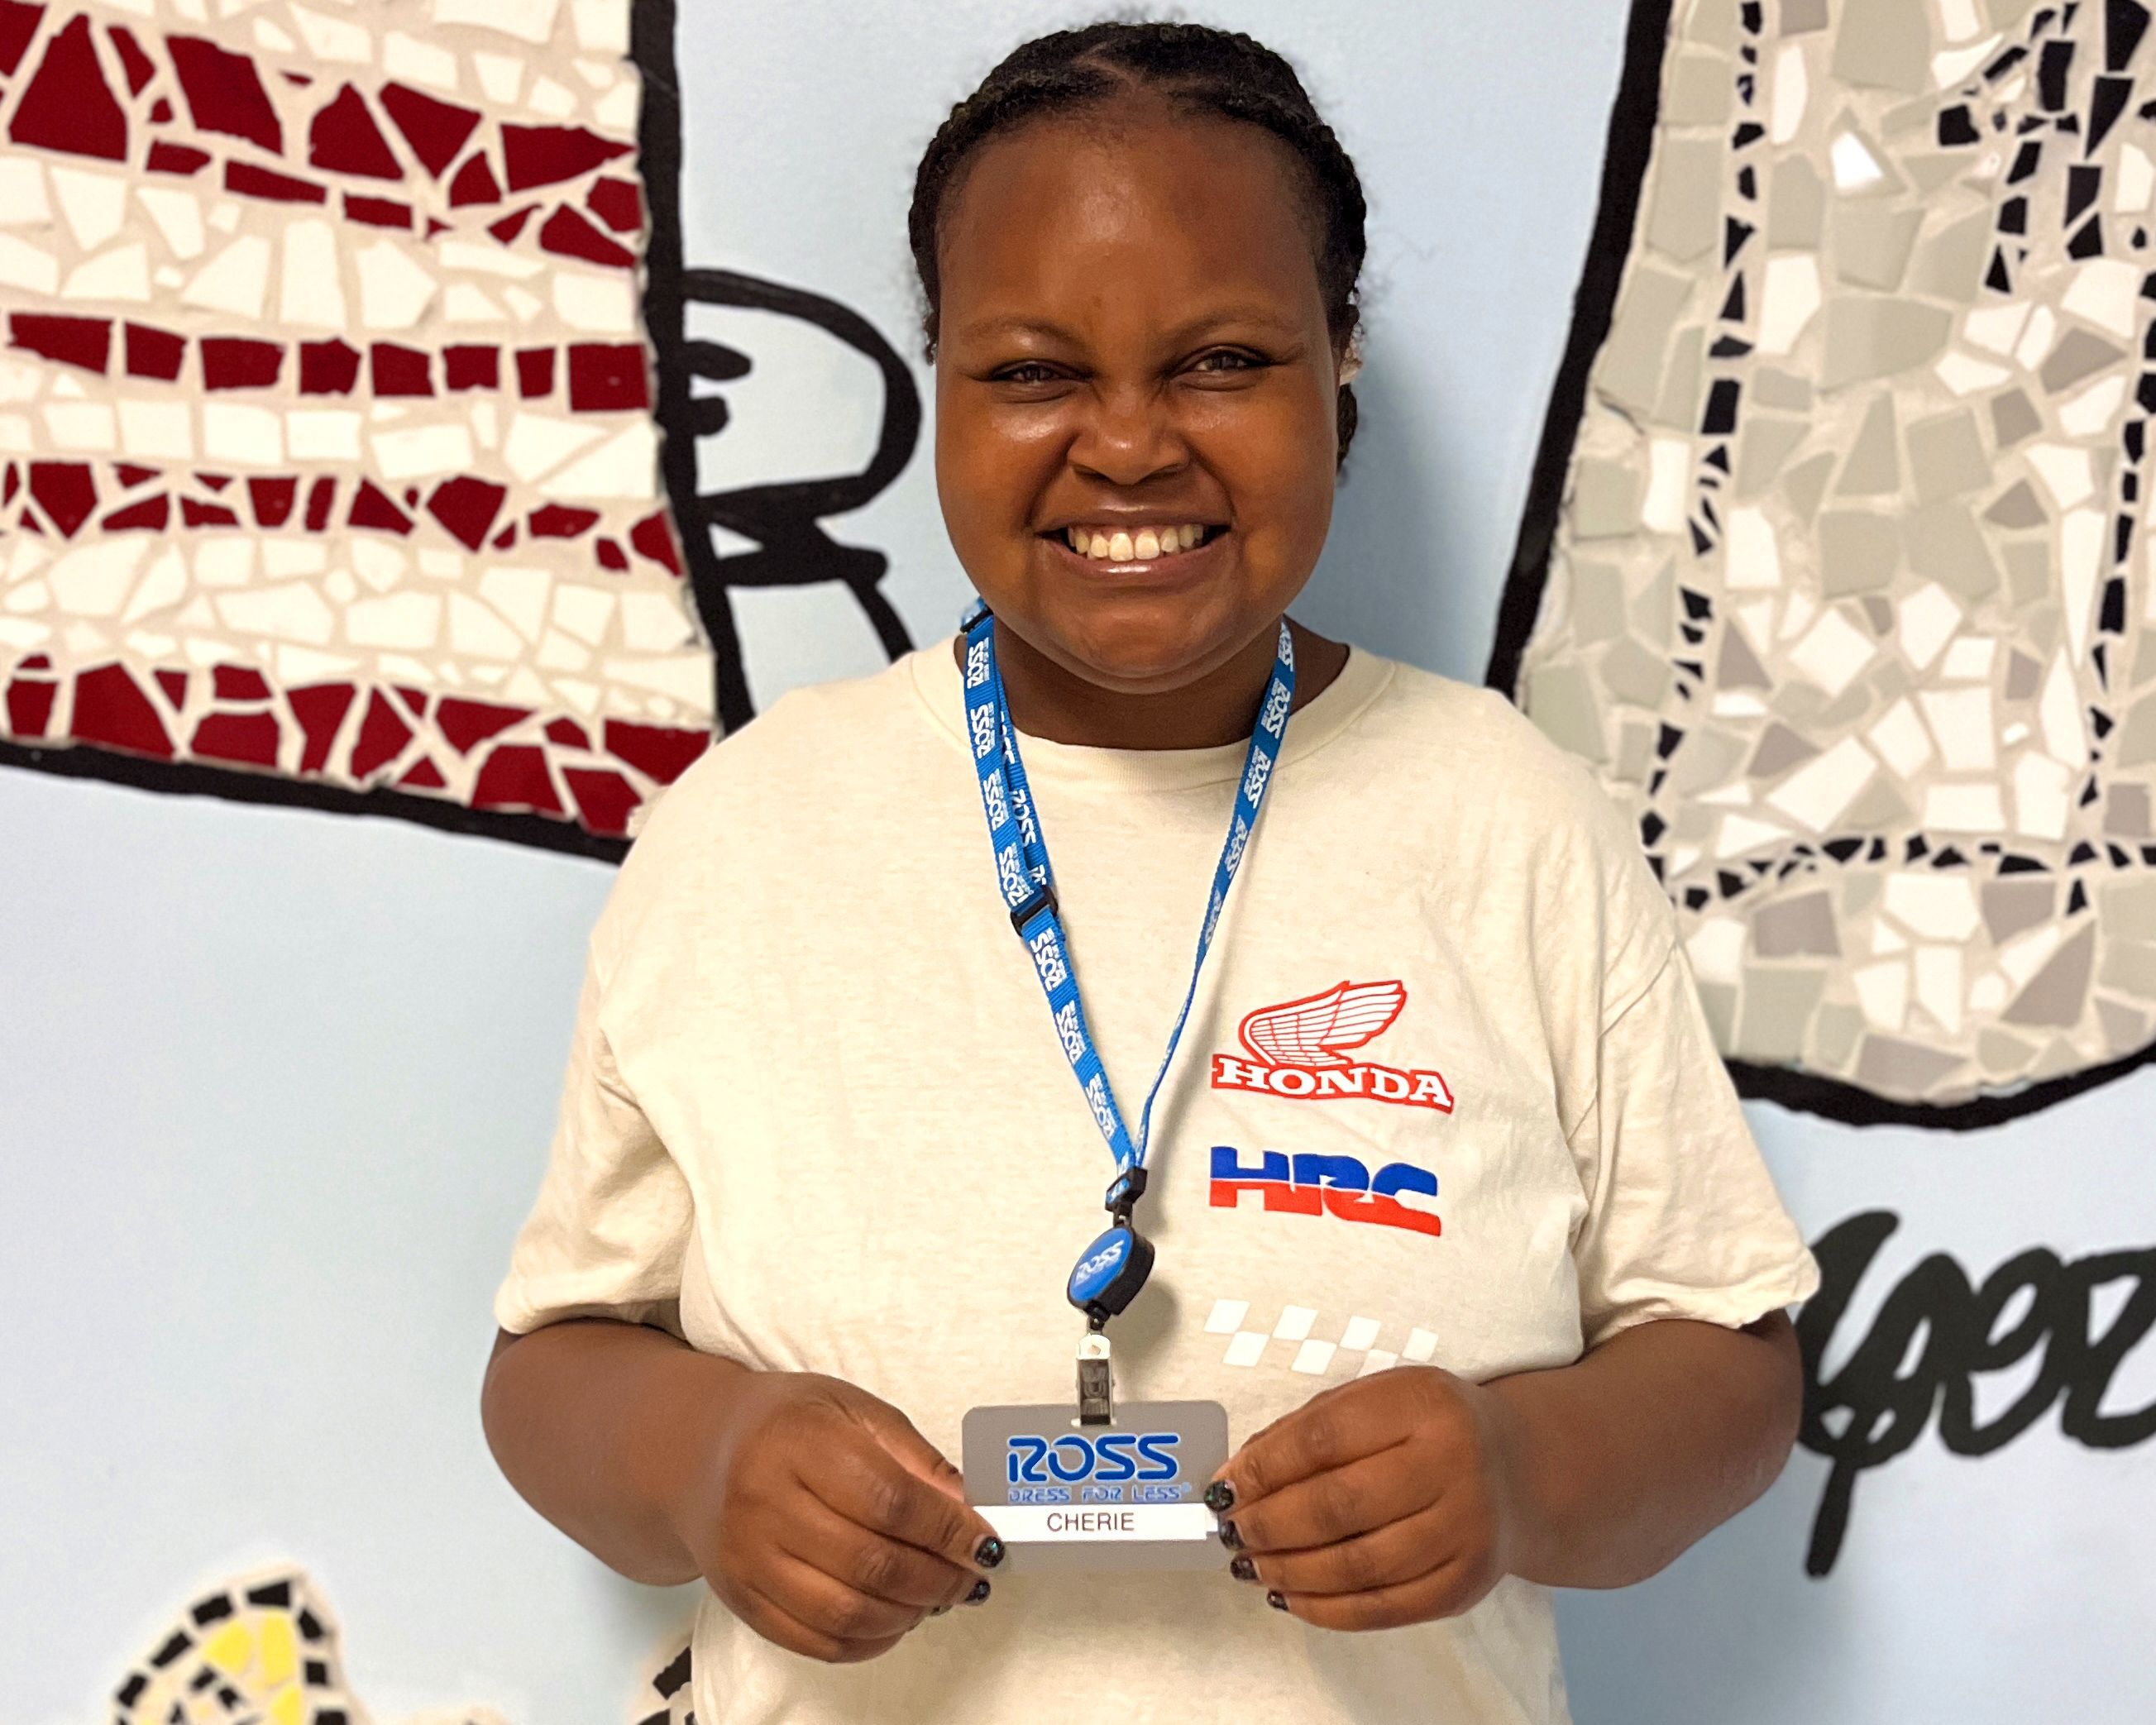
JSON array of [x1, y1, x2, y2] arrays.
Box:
[[1064, 525, 1210, 560]]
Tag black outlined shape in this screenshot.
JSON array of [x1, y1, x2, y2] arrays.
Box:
[[1483, 0, 2156, 1129], [634, 0, 920, 736]]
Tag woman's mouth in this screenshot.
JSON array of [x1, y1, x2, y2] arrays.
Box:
[[1048, 523, 1227, 566]]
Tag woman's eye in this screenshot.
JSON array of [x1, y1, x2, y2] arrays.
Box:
[[1188, 350, 1269, 377], [995, 362, 1063, 385]]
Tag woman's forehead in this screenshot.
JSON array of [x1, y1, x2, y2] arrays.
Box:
[[937, 105, 1329, 335]]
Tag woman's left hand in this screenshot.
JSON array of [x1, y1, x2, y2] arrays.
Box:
[[1207, 1366, 1523, 1630]]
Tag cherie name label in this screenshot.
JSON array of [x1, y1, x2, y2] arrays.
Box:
[[1212, 980, 1454, 1114]]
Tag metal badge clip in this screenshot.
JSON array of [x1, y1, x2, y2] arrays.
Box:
[[1076, 1331, 1113, 1426]]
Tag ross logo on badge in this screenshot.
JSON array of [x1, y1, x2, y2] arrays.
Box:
[[1211, 980, 1455, 1112]]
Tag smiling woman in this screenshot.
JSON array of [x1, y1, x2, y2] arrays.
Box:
[[479, 21, 1819, 1725]]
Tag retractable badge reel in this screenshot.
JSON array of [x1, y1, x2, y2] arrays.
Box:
[[958, 609, 1293, 1573]]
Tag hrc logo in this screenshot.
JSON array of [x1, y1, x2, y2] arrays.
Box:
[[1210, 1144, 1442, 1239]]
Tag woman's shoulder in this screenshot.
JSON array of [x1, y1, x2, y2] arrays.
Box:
[[621, 649, 948, 854], [1339, 649, 1633, 841]]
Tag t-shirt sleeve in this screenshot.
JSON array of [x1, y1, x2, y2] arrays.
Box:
[[491, 931, 693, 1336], [1566, 864, 1821, 1350]]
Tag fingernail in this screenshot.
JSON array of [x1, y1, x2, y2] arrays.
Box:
[[973, 1536, 1006, 1570], [1230, 1555, 1257, 1582], [966, 1579, 992, 1605], [1218, 1520, 1243, 1550], [1266, 1589, 1288, 1612], [1203, 1480, 1236, 1513]]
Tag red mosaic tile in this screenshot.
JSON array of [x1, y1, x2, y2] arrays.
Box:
[[200, 336, 282, 390], [149, 97, 172, 123], [71, 663, 172, 757], [106, 22, 153, 96], [397, 756, 447, 791], [101, 492, 167, 530], [180, 497, 239, 527], [167, 35, 282, 155], [213, 663, 271, 700], [544, 716, 590, 749], [438, 695, 527, 754], [124, 322, 185, 380], [114, 463, 158, 487], [502, 122, 631, 193], [528, 503, 599, 538], [195, 473, 231, 491], [225, 161, 327, 205], [380, 81, 478, 178], [299, 338, 361, 395], [605, 719, 710, 786], [425, 475, 506, 551], [193, 709, 280, 767], [631, 512, 684, 576], [9, 15, 127, 161], [0, 2, 44, 80], [146, 141, 209, 176], [4, 667, 57, 738], [304, 475, 336, 531], [488, 205, 533, 244], [349, 480, 413, 535], [349, 688, 409, 778], [288, 681, 355, 773], [473, 742, 561, 814], [491, 526, 515, 548], [9, 312, 111, 373], [308, 84, 402, 179], [30, 461, 95, 538], [568, 342, 648, 411], [394, 685, 428, 718], [539, 205, 633, 270], [448, 152, 500, 207], [153, 667, 186, 708], [514, 346, 554, 398], [343, 194, 411, 230], [246, 475, 296, 527], [595, 537, 627, 571], [2, 464, 17, 504], [370, 342, 431, 397], [443, 345, 499, 390], [564, 765, 639, 835], [586, 176, 643, 234]]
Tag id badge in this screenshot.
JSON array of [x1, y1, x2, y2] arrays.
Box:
[[962, 1401, 1228, 1574]]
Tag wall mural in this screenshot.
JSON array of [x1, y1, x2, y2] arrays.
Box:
[[96, 1565, 695, 1724], [1500, 0, 2156, 1574], [0, 0, 920, 858], [1499, 0, 2156, 1123]]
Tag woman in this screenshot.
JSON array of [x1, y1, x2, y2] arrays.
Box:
[[481, 22, 1819, 1724]]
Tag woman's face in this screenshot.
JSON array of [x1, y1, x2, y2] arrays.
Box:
[[934, 99, 1344, 696]]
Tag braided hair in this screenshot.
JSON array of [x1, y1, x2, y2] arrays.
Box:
[[908, 20, 1368, 464]]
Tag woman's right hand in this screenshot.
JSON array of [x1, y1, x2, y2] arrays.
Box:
[[667, 1368, 1004, 1663]]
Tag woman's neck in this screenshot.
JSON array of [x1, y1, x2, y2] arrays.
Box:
[[960, 618, 1350, 750]]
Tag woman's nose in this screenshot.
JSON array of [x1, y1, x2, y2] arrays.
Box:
[[1068, 384, 1190, 487]]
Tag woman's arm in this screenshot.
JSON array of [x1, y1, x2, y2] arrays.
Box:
[[481, 1319, 739, 1585], [1206, 1312, 1801, 1627], [481, 1320, 1004, 1660]]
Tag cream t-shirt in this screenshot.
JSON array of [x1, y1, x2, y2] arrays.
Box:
[[493, 637, 1819, 1725]]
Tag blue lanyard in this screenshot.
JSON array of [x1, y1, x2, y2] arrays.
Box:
[[961, 605, 1296, 1326]]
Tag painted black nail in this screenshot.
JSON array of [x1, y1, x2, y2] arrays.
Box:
[[966, 1579, 992, 1604], [1230, 1555, 1257, 1583], [1266, 1590, 1288, 1612], [1203, 1480, 1236, 1513], [973, 1536, 1006, 1570], [1218, 1520, 1243, 1550]]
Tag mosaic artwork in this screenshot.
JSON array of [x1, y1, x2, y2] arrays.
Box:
[[1500, 0, 2156, 1118], [96, 1565, 695, 1724]]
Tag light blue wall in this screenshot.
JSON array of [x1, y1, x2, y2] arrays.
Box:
[[6, 4, 2149, 1722]]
